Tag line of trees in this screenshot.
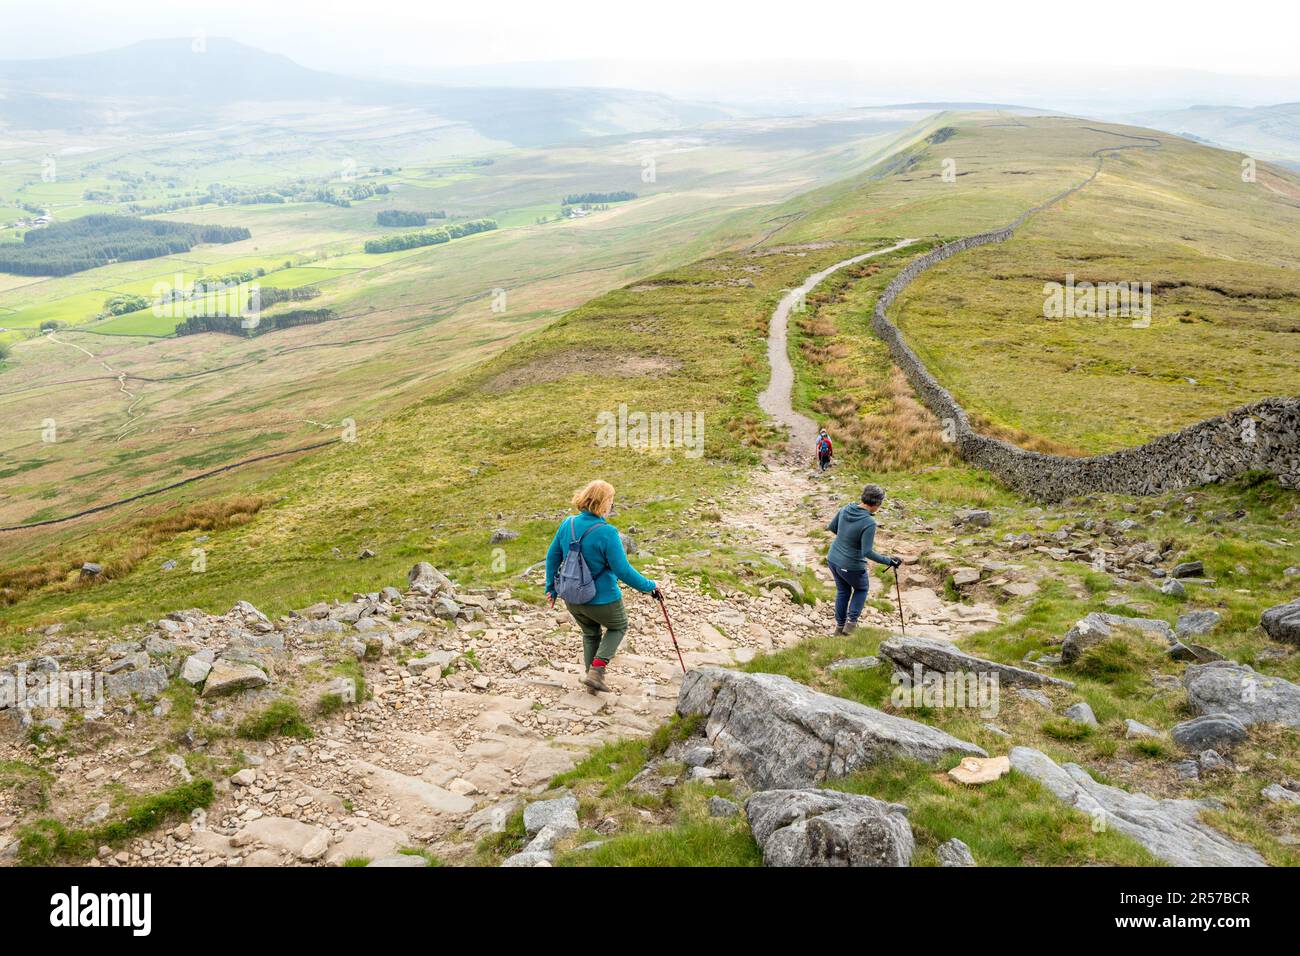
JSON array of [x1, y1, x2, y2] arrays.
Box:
[[562, 191, 637, 204], [0, 215, 250, 277], [376, 209, 448, 227], [363, 218, 498, 254], [174, 307, 336, 338]]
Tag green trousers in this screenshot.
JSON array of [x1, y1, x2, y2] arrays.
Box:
[[565, 597, 629, 669]]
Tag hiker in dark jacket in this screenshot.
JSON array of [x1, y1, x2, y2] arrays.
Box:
[[816, 430, 833, 471], [826, 483, 901, 634], [545, 479, 659, 692]]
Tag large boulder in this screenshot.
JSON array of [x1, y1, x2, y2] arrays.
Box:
[[105, 666, 171, 700], [1182, 661, 1300, 729], [201, 659, 270, 697], [1009, 747, 1265, 867], [744, 789, 914, 867], [407, 562, 451, 596], [523, 793, 579, 838], [1260, 598, 1300, 646], [879, 635, 1074, 689], [1060, 613, 1176, 664], [676, 668, 984, 790], [1170, 714, 1248, 752]]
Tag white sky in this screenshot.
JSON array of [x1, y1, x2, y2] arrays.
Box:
[[3, 0, 1298, 77]]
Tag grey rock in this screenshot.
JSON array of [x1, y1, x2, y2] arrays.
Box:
[[407, 562, 451, 595], [1060, 612, 1176, 664], [1199, 749, 1229, 772], [1172, 561, 1205, 578], [1160, 578, 1186, 598], [676, 668, 984, 790], [463, 796, 524, 837], [1174, 759, 1200, 781], [105, 666, 170, 700], [762, 578, 805, 602], [827, 656, 880, 672], [745, 789, 914, 867], [1261, 783, 1300, 806], [936, 837, 976, 867], [954, 508, 993, 528], [1171, 713, 1249, 751], [380, 586, 403, 604], [201, 659, 269, 697], [1176, 610, 1222, 638], [1183, 661, 1300, 729], [523, 824, 566, 854], [80, 562, 103, 579], [523, 793, 579, 838], [1260, 597, 1300, 646], [144, 635, 177, 657], [1063, 702, 1098, 726], [408, 651, 454, 676], [1124, 719, 1160, 740], [1009, 746, 1265, 866], [708, 796, 739, 818], [490, 529, 519, 544], [681, 745, 714, 768], [880, 635, 1073, 689]]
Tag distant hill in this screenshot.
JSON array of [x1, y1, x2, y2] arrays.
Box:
[[0, 38, 729, 146], [1126, 102, 1300, 163]]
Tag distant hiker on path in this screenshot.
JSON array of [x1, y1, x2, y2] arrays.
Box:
[[546, 479, 659, 692], [816, 430, 833, 471], [826, 483, 901, 635]]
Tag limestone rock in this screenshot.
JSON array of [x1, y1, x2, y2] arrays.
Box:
[[201, 659, 269, 697], [1170, 713, 1248, 751], [745, 789, 914, 867], [523, 793, 579, 838], [1260, 598, 1300, 646], [1009, 747, 1265, 866], [936, 838, 976, 867], [879, 635, 1073, 688], [677, 667, 984, 790], [1183, 661, 1300, 729]]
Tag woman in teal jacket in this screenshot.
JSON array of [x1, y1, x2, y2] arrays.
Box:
[[826, 483, 901, 634], [545, 479, 659, 692]]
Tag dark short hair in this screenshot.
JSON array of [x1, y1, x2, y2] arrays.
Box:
[[861, 484, 886, 506]]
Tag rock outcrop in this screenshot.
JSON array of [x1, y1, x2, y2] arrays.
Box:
[[744, 788, 915, 867], [1060, 613, 1176, 664], [1260, 598, 1300, 646], [1182, 661, 1300, 729], [1009, 747, 1266, 867], [879, 635, 1073, 688], [676, 667, 985, 790]]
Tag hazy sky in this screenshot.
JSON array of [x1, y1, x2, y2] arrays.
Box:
[[4, 0, 1298, 78]]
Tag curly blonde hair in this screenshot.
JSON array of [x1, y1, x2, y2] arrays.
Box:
[[572, 479, 615, 517]]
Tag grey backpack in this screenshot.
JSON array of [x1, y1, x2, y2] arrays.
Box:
[[554, 518, 600, 604]]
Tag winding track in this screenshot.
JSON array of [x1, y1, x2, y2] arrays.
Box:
[[757, 238, 916, 451]]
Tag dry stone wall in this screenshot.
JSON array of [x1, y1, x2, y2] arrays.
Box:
[[866, 156, 1300, 501]]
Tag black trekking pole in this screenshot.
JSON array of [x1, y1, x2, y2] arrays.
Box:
[[893, 562, 906, 635], [655, 591, 688, 674]]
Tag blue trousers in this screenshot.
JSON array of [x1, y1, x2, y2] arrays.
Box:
[[828, 560, 870, 626]]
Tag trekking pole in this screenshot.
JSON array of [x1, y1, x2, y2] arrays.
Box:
[[893, 563, 906, 635], [656, 592, 688, 674]]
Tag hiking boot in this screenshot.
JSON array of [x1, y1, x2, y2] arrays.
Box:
[[833, 624, 846, 636], [582, 665, 609, 693], [844, 620, 860, 635]]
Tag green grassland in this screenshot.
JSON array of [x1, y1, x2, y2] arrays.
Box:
[[3, 111, 1300, 868]]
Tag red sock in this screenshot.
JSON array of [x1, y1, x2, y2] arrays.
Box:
[[592, 658, 607, 668]]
